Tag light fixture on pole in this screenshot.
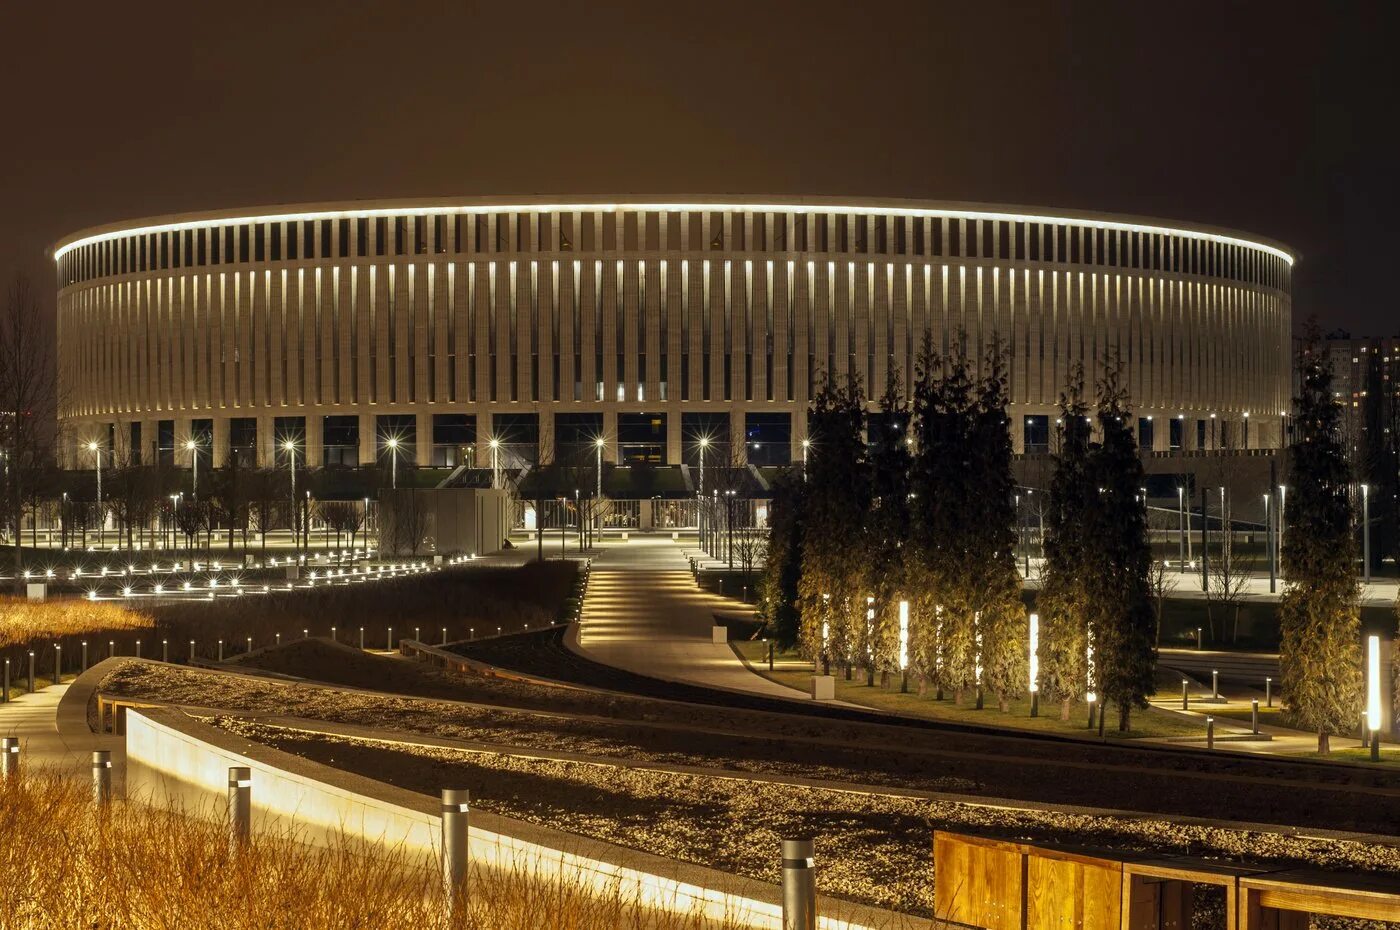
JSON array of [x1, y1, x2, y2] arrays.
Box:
[[88, 440, 103, 548], [1367, 634, 1382, 762], [185, 438, 200, 497], [595, 436, 605, 500], [1361, 484, 1371, 583], [488, 437, 501, 489], [898, 600, 909, 693], [801, 438, 810, 476], [386, 437, 400, 489], [1028, 612, 1040, 717], [282, 439, 298, 548]]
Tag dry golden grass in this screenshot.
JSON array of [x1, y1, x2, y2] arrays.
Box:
[[0, 597, 152, 649], [0, 770, 750, 930]]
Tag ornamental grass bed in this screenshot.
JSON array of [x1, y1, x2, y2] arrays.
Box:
[[212, 718, 1400, 921], [0, 768, 750, 929]]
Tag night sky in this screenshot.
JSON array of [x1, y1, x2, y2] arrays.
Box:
[[2, 1, 1393, 334]]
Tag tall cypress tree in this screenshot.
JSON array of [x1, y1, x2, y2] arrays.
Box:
[[796, 373, 869, 673], [1037, 363, 1093, 720], [1280, 323, 1362, 753], [758, 466, 806, 649], [967, 341, 1028, 711], [1088, 356, 1157, 731], [867, 369, 912, 685]]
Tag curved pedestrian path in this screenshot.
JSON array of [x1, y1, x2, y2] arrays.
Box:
[[571, 537, 809, 700]]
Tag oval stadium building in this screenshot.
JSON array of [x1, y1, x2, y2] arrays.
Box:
[[52, 197, 1294, 472]]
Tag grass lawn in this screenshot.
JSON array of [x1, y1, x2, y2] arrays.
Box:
[[732, 641, 1204, 741], [1301, 746, 1400, 768]]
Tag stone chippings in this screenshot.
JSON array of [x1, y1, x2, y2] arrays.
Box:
[[212, 717, 1400, 920]]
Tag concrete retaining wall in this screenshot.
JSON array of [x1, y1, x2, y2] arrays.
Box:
[[125, 706, 908, 929]]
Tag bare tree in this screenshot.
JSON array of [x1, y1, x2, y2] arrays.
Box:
[[1206, 549, 1256, 643], [1147, 556, 1178, 645], [0, 275, 58, 586]]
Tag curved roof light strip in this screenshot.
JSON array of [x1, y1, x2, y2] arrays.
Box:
[[53, 201, 1294, 265]]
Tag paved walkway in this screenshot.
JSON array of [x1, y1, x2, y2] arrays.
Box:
[[572, 537, 810, 699], [0, 684, 92, 773]]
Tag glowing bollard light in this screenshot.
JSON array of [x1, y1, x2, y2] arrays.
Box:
[[1182, 679, 1189, 710], [228, 767, 252, 853], [1, 737, 19, 780], [1251, 699, 1260, 735], [246, 637, 253, 654], [898, 600, 911, 694], [1266, 676, 1273, 708], [92, 750, 112, 806], [781, 838, 817, 930], [441, 789, 471, 919], [161, 639, 168, 663], [188, 640, 195, 662], [1368, 635, 1382, 762], [1028, 612, 1040, 717], [1206, 716, 1215, 750], [359, 627, 365, 650], [441, 627, 448, 646]]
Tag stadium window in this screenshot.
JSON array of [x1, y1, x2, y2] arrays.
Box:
[[434, 215, 446, 254], [254, 225, 265, 262], [999, 221, 1011, 259], [376, 217, 387, 256], [414, 216, 427, 254], [302, 222, 314, 260], [319, 219, 332, 258], [238, 225, 250, 262], [357, 218, 368, 257], [394, 217, 407, 256], [338, 219, 350, 258], [271, 223, 282, 261]]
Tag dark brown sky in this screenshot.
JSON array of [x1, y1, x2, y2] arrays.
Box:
[[2, 1, 1393, 334]]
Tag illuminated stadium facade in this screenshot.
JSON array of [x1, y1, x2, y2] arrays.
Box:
[[52, 196, 1293, 472]]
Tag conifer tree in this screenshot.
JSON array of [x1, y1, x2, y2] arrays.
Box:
[[866, 369, 912, 685], [796, 373, 869, 674], [1280, 323, 1362, 753], [1037, 364, 1092, 720], [757, 466, 806, 649], [967, 341, 1028, 711], [1087, 356, 1157, 731]]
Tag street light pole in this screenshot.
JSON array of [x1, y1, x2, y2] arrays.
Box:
[[386, 437, 400, 489], [185, 439, 200, 498], [489, 438, 500, 489], [87, 441, 103, 550], [284, 441, 297, 551], [1177, 486, 1186, 574], [1264, 492, 1275, 593], [1361, 483, 1371, 583]]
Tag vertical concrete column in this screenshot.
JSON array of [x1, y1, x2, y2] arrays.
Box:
[[416, 411, 433, 467], [228, 766, 252, 851], [212, 416, 229, 469], [730, 407, 747, 466], [536, 409, 555, 465], [257, 414, 275, 468], [666, 410, 683, 467], [781, 838, 816, 930], [441, 788, 470, 917], [305, 414, 324, 470], [91, 750, 112, 805], [175, 418, 193, 465], [358, 412, 376, 469], [601, 409, 618, 464]]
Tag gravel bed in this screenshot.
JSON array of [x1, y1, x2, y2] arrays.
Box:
[[213, 718, 1400, 921], [98, 659, 1400, 833]]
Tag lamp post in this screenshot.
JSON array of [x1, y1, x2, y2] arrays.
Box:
[[283, 440, 298, 549], [489, 437, 500, 489], [1367, 634, 1382, 762], [386, 437, 400, 489], [800, 437, 809, 478], [724, 489, 736, 569], [88, 441, 103, 549], [1264, 492, 1275, 593], [1361, 484, 1371, 583], [697, 435, 709, 550], [1028, 612, 1040, 717], [898, 600, 909, 693], [185, 438, 200, 498], [1177, 486, 1186, 574], [574, 488, 582, 551]]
